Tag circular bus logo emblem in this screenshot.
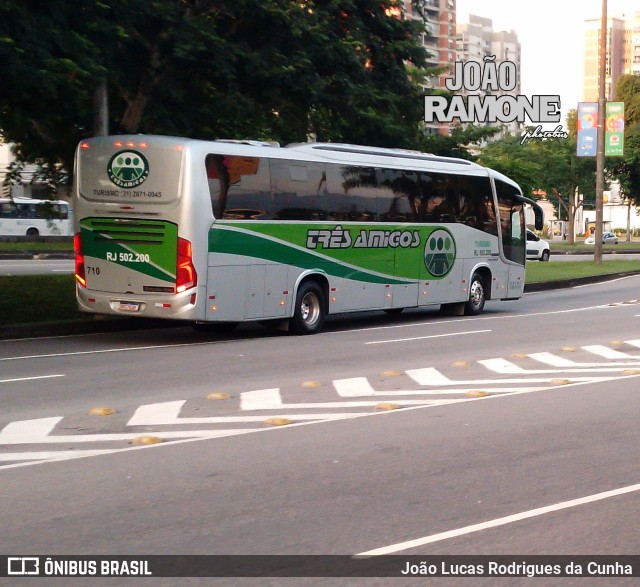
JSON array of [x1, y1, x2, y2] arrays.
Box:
[[424, 229, 456, 277], [107, 150, 149, 188]]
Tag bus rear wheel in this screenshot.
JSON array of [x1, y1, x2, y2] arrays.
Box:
[[464, 273, 486, 316], [290, 281, 325, 335], [26, 227, 39, 237]]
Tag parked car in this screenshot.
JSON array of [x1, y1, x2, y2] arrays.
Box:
[[526, 229, 550, 261], [584, 231, 619, 245]]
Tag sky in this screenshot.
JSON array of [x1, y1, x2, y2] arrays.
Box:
[[455, 0, 638, 125]]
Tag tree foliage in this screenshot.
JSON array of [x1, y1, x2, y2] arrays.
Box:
[[608, 74, 640, 205], [0, 0, 431, 181], [477, 129, 596, 242]]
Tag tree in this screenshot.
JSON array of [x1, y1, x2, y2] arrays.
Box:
[[0, 0, 431, 184], [607, 74, 640, 212], [530, 137, 595, 243], [477, 129, 596, 243], [475, 134, 543, 198]]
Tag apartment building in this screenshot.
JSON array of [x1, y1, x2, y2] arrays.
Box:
[[583, 11, 640, 101], [455, 14, 522, 134], [402, 0, 457, 135]]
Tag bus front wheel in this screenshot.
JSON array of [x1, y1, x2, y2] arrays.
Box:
[[290, 281, 326, 335], [464, 273, 486, 316]]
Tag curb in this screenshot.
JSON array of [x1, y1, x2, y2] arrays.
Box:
[[3, 272, 640, 340], [523, 270, 640, 293], [0, 317, 180, 340]]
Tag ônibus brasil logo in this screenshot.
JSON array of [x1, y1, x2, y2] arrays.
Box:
[[424, 229, 456, 277], [107, 150, 149, 188]]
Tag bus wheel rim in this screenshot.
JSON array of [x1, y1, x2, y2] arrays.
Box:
[[470, 281, 483, 307], [301, 292, 320, 324]]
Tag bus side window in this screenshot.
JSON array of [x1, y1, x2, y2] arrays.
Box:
[[377, 169, 421, 222], [1, 202, 17, 218], [337, 165, 379, 221], [272, 160, 325, 220], [205, 154, 228, 218]]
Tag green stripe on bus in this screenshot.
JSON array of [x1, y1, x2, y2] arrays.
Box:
[[208, 224, 419, 285], [80, 218, 177, 282]]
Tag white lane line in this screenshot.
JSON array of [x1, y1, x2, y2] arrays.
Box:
[[356, 481, 640, 556], [0, 341, 223, 362], [0, 415, 258, 444], [128, 400, 368, 426], [0, 374, 65, 384], [239, 388, 462, 409], [478, 358, 640, 374], [0, 450, 118, 462], [333, 377, 548, 396], [366, 329, 491, 345]]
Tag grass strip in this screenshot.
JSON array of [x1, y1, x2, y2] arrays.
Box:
[[525, 260, 640, 283], [0, 241, 73, 252], [0, 274, 89, 326]]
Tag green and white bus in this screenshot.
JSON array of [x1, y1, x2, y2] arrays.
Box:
[[73, 135, 543, 334]]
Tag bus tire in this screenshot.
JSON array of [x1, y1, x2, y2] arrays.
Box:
[[464, 272, 486, 316], [26, 227, 39, 237], [290, 281, 325, 335]]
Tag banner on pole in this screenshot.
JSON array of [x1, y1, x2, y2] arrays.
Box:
[[605, 102, 625, 156], [577, 102, 598, 157]]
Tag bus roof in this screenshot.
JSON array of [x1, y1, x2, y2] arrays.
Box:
[[78, 134, 514, 183]]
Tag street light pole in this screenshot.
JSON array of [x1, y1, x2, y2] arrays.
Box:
[[594, 0, 607, 264]]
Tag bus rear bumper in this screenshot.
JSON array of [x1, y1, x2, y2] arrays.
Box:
[[76, 285, 204, 321]]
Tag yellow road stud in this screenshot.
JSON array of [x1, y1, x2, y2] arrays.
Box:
[[88, 407, 115, 416], [264, 418, 291, 426], [130, 436, 163, 445], [375, 402, 399, 411], [207, 393, 232, 400], [465, 390, 489, 397]]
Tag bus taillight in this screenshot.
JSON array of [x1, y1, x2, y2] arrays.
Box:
[[176, 237, 197, 293], [74, 232, 86, 287]]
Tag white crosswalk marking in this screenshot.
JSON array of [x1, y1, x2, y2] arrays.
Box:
[[581, 345, 635, 359], [527, 353, 579, 367], [4, 339, 640, 468], [1, 417, 63, 437]]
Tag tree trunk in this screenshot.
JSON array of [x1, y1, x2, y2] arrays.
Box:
[[93, 79, 109, 136]]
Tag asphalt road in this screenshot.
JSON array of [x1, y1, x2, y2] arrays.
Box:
[[0, 258, 74, 275], [2, 276, 640, 585]]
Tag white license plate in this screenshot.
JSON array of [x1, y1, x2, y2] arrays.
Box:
[[117, 301, 140, 312]]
